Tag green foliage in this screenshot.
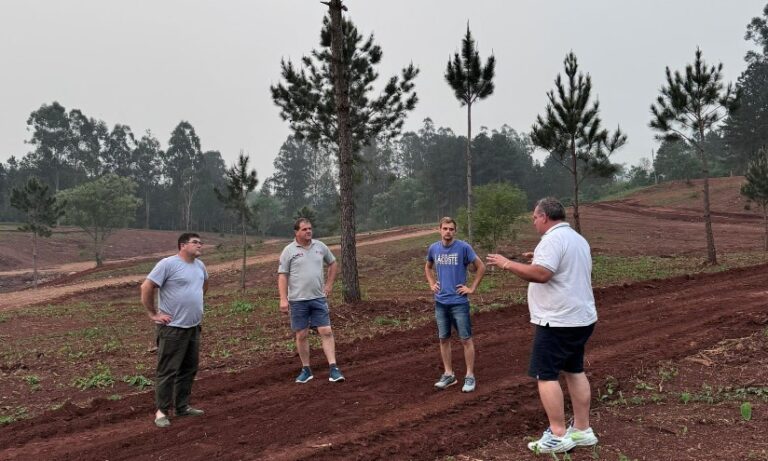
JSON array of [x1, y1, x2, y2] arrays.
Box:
[[373, 316, 401, 327], [0, 407, 27, 425], [270, 14, 418, 155], [10, 177, 65, 238], [531, 52, 626, 233], [9, 176, 66, 286], [58, 174, 140, 266], [741, 147, 768, 250], [123, 374, 153, 390], [73, 364, 115, 390], [445, 25, 496, 242], [457, 183, 527, 252], [229, 299, 254, 314], [741, 401, 753, 421]]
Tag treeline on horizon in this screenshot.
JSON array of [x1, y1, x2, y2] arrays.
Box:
[[0, 102, 758, 238]]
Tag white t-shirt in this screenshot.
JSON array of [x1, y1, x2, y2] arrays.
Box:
[[527, 222, 597, 327]]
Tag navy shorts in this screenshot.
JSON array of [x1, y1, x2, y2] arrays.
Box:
[[528, 323, 595, 381], [435, 301, 472, 340], [289, 298, 331, 331]]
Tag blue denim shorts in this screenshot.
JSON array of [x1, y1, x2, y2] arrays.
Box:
[[289, 298, 331, 331], [435, 301, 472, 339]]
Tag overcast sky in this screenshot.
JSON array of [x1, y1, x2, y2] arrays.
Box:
[[1, 0, 764, 180]]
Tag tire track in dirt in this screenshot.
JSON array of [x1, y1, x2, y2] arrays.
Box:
[[1, 264, 766, 460], [0, 229, 435, 312]]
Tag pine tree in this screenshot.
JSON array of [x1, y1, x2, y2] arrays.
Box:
[[531, 52, 626, 233], [10, 177, 65, 287], [444, 26, 496, 243], [650, 48, 740, 264], [741, 147, 768, 251], [215, 153, 259, 291], [271, 0, 418, 303]]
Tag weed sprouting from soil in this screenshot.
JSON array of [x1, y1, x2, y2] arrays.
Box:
[[73, 363, 115, 390], [0, 407, 28, 425], [123, 374, 153, 390]]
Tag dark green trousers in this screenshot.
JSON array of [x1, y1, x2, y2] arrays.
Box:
[[155, 324, 200, 413]]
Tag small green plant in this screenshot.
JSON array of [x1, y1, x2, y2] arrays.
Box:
[[108, 394, 122, 401], [680, 392, 692, 404], [373, 316, 401, 327], [0, 407, 27, 425], [123, 374, 153, 390], [598, 375, 619, 401], [73, 364, 115, 390], [230, 299, 254, 314], [102, 338, 121, 352], [741, 401, 753, 421]]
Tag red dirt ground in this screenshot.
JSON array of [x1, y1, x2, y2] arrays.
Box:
[[0, 266, 766, 460], [0, 180, 766, 460]]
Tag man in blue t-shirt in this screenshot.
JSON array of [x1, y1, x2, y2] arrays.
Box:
[[425, 217, 485, 392]]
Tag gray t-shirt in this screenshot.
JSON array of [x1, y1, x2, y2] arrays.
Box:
[[147, 255, 208, 328], [278, 239, 336, 301]]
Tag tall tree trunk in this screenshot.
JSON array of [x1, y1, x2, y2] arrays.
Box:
[[698, 127, 717, 265], [571, 139, 582, 234], [763, 206, 767, 252], [145, 188, 150, 229], [94, 229, 103, 267], [328, 0, 361, 303], [241, 215, 247, 291], [32, 232, 38, 289], [466, 102, 473, 243]]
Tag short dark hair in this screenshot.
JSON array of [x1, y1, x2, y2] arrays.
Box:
[[535, 197, 566, 221], [294, 218, 312, 231], [178, 232, 201, 250]]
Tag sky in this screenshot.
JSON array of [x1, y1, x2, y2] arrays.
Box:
[[1, 0, 764, 181]]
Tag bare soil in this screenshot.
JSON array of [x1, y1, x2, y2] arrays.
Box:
[[0, 180, 766, 460], [0, 266, 766, 460]]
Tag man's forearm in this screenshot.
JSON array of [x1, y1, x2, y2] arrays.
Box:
[[278, 274, 289, 301], [504, 260, 551, 283]]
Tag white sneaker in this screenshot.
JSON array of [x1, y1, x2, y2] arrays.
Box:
[[527, 428, 576, 453], [566, 426, 598, 447]]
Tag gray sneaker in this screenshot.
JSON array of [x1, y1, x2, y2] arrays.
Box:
[[434, 373, 457, 390], [462, 376, 476, 392]]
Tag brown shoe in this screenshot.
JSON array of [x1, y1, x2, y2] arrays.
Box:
[[176, 406, 204, 416], [154, 416, 171, 428]]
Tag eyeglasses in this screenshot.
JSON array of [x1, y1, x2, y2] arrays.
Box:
[[185, 240, 204, 245]]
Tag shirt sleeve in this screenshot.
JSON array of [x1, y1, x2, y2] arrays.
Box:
[[322, 243, 336, 265], [464, 243, 477, 265], [532, 236, 561, 274], [198, 260, 209, 280], [147, 259, 168, 287], [426, 244, 434, 262], [277, 247, 291, 274]]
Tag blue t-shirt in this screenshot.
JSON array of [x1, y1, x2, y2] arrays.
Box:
[[426, 240, 478, 305]]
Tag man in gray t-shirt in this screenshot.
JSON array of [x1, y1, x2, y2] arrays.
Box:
[[141, 232, 209, 428], [278, 218, 344, 384]]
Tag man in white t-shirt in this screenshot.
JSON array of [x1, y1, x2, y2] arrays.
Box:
[[487, 197, 598, 454]]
